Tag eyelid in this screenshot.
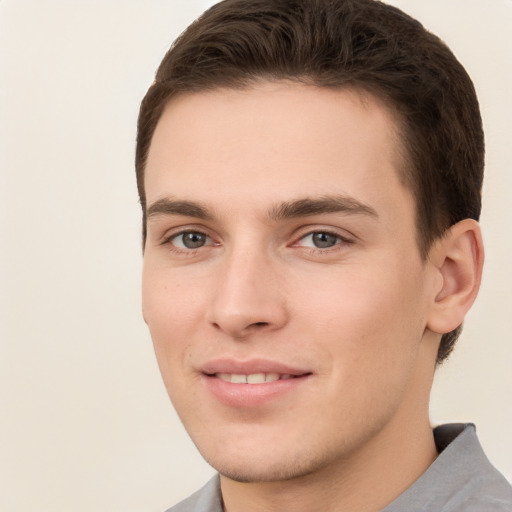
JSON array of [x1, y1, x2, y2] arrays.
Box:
[[291, 226, 355, 247], [173, 232, 212, 249], [159, 223, 210, 241], [160, 225, 218, 250], [156, 223, 354, 253]]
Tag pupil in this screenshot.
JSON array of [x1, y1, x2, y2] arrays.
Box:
[[183, 232, 206, 249], [312, 232, 337, 248]]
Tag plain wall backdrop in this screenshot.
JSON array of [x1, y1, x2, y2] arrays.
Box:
[[0, 1, 511, 510]]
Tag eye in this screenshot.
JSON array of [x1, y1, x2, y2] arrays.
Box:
[[170, 231, 211, 250], [297, 231, 346, 249]]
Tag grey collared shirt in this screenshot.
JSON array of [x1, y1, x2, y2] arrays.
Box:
[[165, 424, 512, 512]]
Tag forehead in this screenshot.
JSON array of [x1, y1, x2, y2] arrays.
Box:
[[144, 81, 410, 220]]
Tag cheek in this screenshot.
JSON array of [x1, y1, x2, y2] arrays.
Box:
[[142, 266, 208, 412], [143, 260, 205, 323], [294, 261, 427, 368], [142, 265, 206, 367], [303, 268, 426, 417]]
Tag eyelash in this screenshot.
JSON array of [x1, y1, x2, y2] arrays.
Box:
[[162, 230, 215, 253], [161, 228, 353, 256], [293, 230, 353, 251]]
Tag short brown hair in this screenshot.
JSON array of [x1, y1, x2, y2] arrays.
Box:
[[136, 0, 484, 362]]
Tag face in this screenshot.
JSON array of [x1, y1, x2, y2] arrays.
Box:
[[142, 82, 439, 483]]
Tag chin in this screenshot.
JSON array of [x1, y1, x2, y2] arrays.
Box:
[[198, 440, 333, 484], [206, 458, 315, 484]]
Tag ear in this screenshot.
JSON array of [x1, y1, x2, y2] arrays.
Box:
[[427, 219, 484, 335]]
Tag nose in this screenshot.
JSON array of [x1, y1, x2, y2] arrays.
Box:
[[206, 246, 289, 339]]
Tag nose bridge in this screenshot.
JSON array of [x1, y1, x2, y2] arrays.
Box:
[[208, 238, 287, 337]]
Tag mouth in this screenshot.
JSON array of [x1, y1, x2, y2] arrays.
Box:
[[210, 373, 299, 384], [200, 360, 312, 407], [201, 358, 310, 382]]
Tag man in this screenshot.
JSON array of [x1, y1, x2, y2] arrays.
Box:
[[136, 0, 512, 510]]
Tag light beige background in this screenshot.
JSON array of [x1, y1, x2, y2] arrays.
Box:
[[0, 1, 510, 511]]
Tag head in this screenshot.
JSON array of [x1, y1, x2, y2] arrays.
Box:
[[138, 0, 484, 491], [136, 0, 484, 363]]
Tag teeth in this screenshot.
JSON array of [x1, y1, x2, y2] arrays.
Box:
[[230, 374, 248, 384], [215, 373, 295, 384], [247, 373, 266, 384]]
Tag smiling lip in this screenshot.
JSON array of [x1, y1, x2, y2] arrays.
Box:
[[200, 359, 312, 407]]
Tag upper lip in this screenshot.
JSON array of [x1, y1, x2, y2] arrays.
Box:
[[201, 358, 310, 376]]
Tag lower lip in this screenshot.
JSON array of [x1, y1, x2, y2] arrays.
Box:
[[203, 374, 310, 408]]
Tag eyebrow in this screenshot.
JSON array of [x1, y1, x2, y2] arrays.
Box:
[[267, 195, 378, 221], [146, 198, 213, 220], [146, 195, 378, 222]]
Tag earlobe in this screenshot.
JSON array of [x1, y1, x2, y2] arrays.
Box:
[[427, 219, 484, 335]]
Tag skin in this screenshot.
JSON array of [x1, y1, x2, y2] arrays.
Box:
[[142, 82, 483, 512]]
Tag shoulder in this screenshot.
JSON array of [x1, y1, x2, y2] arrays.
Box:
[[383, 424, 512, 512], [449, 462, 512, 512], [440, 424, 512, 512], [164, 476, 222, 512]]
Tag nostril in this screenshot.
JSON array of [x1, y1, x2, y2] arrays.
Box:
[[209, 318, 273, 338]]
